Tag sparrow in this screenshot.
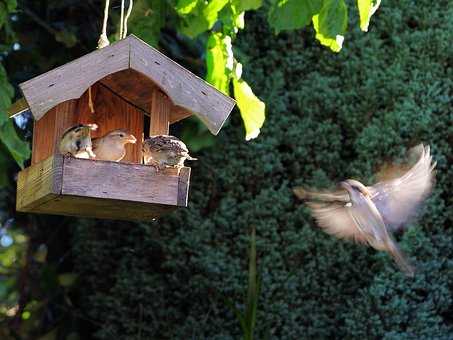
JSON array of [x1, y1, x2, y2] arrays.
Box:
[[294, 144, 436, 276], [58, 123, 98, 159], [92, 129, 137, 162], [142, 135, 197, 171]]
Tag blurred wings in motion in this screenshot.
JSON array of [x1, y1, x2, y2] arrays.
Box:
[[294, 144, 436, 276]]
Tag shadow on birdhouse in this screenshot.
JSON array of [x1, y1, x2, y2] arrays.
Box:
[[11, 35, 235, 221]]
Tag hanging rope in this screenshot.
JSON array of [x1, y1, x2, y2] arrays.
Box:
[[123, 0, 133, 39], [119, 0, 125, 40], [97, 0, 111, 48]]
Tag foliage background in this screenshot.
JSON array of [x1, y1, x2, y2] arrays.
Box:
[[0, 0, 452, 339]]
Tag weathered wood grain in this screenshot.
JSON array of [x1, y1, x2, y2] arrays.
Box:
[[61, 157, 182, 206], [17, 155, 63, 211], [177, 167, 191, 207], [17, 155, 191, 220], [129, 35, 235, 135], [150, 89, 170, 136], [20, 38, 130, 121], [33, 195, 174, 221]]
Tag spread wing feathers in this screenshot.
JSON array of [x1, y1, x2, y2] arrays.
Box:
[[294, 187, 350, 203], [306, 201, 369, 244], [369, 144, 436, 231]]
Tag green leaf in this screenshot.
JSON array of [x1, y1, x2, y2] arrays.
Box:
[[232, 0, 262, 12], [0, 64, 30, 168], [206, 32, 232, 95], [128, 0, 166, 46], [313, 0, 348, 52], [357, 0, 381, 32], [6, 0, 17, 12], [233, 77, 265, 141], [175, 0, 198, 15], [268, 0, 323, 33], [179, 0, 229, 38]]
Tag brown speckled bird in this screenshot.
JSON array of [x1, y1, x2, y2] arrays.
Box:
[[143, 135, 197, 171], [58, 123, 98, 159], [294, 144, 436, 276], [92, 129, 137, 162]]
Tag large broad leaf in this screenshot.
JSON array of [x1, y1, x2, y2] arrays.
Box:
[[357, 0, 381, 32], [0, 64, 30, 168], [233, 78, 265, 141], [206, 32, 232, 95], [268, 0, 323, 33], [232, 0, 262, 12], [179, 0, 229, 38], [313, 0, 348, 52]]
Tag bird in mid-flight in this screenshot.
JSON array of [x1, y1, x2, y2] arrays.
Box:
[[92, 129, 137, 162], [143, 135, 197, 171], [294, 144, 436, 276], [58, 123, 98, 159]]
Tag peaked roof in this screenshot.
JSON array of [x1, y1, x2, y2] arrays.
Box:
[[19, 35, 235, 135]]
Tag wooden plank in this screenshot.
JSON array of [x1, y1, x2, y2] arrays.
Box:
[[177, 167, 191, 207], [129, 35, 235, 135], [170, 106, 193, 124], [100, 69, 158, 113], [8, 97, 30, 118], [33, 195, 175, 221], [61, 157, 181, 206], [150, 89, 170, 136], [32, 100, 78, 164], [16, 155, 63, 212], [20, 38, 130, 121], [77, 84, 144, 163]]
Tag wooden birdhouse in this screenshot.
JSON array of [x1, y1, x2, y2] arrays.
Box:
[[12, 35, 235, 221]]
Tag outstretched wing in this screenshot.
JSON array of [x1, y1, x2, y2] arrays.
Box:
[[306, 201, 369, 244], [369, 144, 436, 231]]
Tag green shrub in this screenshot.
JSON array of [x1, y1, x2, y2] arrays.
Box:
[[72, 0, 452, 338]]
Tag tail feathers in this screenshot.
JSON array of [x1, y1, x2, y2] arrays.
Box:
[[387, 242, 415, 277], [186, 154, 197, 161]]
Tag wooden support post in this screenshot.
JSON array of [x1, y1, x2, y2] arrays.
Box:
[[150, 89, 170, 136]]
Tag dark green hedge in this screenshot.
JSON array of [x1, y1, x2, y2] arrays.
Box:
[[73, 0, 453, 338]]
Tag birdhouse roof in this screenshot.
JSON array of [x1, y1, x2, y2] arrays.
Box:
[[16, 35, 235, 135]]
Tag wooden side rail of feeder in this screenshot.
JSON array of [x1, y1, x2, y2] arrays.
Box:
[[17, 154, 190, 221]]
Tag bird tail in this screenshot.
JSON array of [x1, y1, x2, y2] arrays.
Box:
[[293, 187, 349, 202], [386, 241, 415, 277], [186, 154, 197, 161]]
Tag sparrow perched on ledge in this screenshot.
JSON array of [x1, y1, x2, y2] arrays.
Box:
[[294, 144, 436, 276], [58, 123, 98, 159], [92, 129, 137, 162], [143, 135, 197, 171]]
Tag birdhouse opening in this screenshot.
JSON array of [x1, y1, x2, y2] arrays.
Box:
[[31, 69, 193, 168]]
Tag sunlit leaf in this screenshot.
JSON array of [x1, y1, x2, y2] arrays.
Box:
[[232, 0, 262, 12], [206, 32, 232, 95], [357, 0, 381, 31], [312, 0, 348, 52], [179, 0, 228, 38], [175, 0, 198, 15], [268, 0, 323, 33], [233, 77, 265, 141]]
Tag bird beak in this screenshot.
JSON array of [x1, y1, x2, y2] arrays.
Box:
[[127, 135, 137, 144]]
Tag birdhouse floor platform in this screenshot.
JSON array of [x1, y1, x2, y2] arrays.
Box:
[[16, 155, 190, 221]]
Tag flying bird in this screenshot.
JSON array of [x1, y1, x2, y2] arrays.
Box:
[[143, 135, 197, 171], [92, 129, 137, 162], [58, 123, 98, 159], [294, 144, 436, 276]]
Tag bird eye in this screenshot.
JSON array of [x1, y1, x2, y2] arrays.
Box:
[[120, 134, 124, 137]]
